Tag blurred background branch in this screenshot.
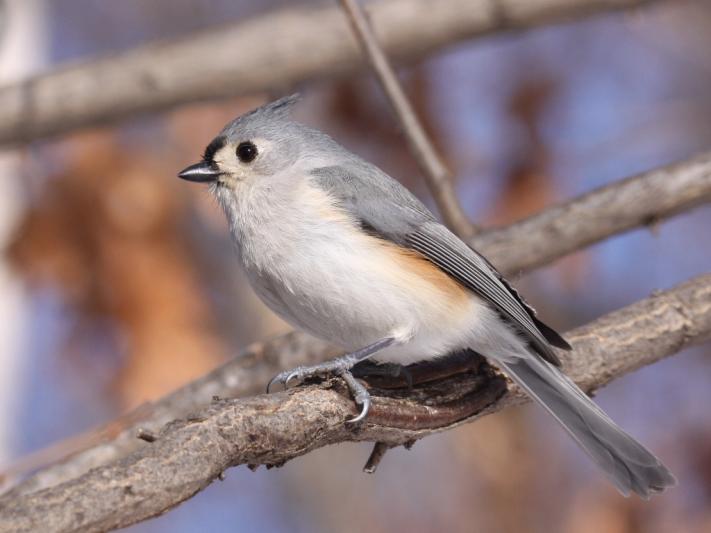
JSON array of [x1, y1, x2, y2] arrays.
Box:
[[0, 0, 656, 146], [1, 273, 708, 532], [479, 150, 711, 272]]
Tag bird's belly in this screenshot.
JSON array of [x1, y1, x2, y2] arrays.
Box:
[[243, 222, 485, 365]]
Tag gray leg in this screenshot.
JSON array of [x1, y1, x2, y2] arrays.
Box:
[[267, 337, 395, 423]]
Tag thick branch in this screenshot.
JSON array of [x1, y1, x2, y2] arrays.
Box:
[[5, 149, 710, 497], [340, 0, 473, 236], [1, 274, 709, 532], [0, 0, 655, 146]]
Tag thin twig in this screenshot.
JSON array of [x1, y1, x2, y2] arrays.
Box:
[[339, 0, 474, 237], [363, 441, 391, 473]]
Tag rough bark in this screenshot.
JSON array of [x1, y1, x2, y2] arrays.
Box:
[[0, 0, 656, 146], [5, 149, 710, 498], [0, 274, 708, 533]]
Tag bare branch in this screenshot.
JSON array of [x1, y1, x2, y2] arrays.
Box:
[[340, 0, 473, 236], [479, 151, 711, 274], [5, 149, 710, 498], [0, 0, 656, 146], [0, 274, 709, 533]]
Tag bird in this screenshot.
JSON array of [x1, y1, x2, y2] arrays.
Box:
[[178, 94, 676, 498]]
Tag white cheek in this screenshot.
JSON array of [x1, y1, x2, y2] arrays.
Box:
[[214, 137, 274, 177], [214, 148, 242, 176]]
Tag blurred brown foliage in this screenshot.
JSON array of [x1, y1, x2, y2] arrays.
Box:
[[7, 130, 225, 406]]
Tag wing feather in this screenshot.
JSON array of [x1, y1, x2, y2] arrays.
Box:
[[311, 164, 569, 365], [408, 225, 564, 365]]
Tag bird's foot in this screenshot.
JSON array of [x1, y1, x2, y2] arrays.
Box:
[[266, 355, 372, 422], [266, 337, 395, 423], [267, 355, 357, 392]]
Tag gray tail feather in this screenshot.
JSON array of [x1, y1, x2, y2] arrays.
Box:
[[499, 355, 677, 498]]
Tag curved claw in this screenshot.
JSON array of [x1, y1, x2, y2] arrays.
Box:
[[266, 368, 304, 393], [284, 370, 301, 388], [266, 374, 283, 394], [346, 395, 371, 424]]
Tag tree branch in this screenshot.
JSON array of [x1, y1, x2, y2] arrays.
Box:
[[4, 149, 710, 497], [1, 274, 709, 533], [0, 0, 656, 146], [340, 0, 473, 236], [480, 151, 711, 274]]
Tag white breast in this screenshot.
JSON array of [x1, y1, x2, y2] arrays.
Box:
[[216, 173, 501, 365]]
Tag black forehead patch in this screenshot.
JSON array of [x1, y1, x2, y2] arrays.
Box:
[[203, 135, 227, 163]]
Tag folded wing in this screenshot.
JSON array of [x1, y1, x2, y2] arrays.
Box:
[[311, 163, 570, 365]]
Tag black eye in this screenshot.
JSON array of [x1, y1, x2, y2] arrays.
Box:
[[236, 141, 258, 163]]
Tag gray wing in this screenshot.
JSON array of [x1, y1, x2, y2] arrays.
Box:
[[310, 161, 437, 242], [311, 163, 570, 365]]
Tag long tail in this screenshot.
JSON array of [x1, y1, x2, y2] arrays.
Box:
[[499, 355, 676, 498]]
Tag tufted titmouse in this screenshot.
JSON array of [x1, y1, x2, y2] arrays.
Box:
[[179, 95, 675, 498]]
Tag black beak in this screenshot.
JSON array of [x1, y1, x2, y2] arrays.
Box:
[[178, 161, 221, 183]]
